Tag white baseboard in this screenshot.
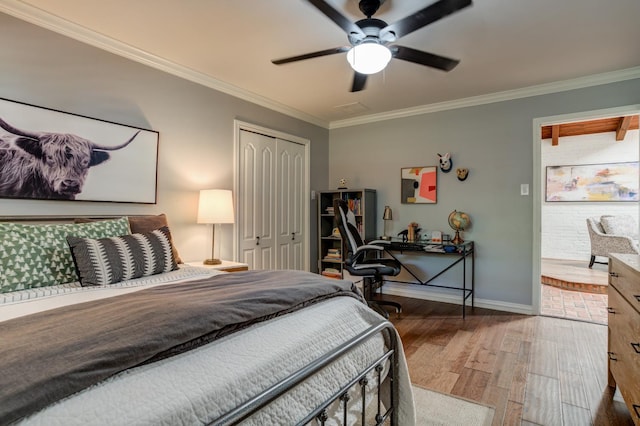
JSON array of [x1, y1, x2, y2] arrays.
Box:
[[380, 283, 534, 316]]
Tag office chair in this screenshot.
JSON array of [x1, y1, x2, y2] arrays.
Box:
[[333, 199, 402, 317]]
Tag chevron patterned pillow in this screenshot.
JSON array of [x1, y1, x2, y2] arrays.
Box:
[[67, 226, 178, 286]]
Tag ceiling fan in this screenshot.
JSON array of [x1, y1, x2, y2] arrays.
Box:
[[272, 0, 472, 92]]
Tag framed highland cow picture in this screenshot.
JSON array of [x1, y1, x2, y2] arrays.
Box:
[[0, 97, 158, 204]]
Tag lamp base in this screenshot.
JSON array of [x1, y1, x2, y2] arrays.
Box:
[[203, 258, 222, 265]]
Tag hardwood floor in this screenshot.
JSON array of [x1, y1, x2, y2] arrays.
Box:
[[379, 295, 633, 425]]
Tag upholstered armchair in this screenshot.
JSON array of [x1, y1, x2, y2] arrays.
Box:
[[586, 215, 639, 268]]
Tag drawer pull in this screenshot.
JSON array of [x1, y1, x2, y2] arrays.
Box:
[[635, 295, 640, 302], [609, 272, 619, 277], [607, 307, 616, 314], [632, 343, 640, 354], [608, 351, 618, 361]]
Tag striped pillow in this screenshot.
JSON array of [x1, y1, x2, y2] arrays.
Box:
[[67, 227, 178, 286]]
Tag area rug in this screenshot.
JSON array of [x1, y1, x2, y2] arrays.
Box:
[[412, 385, 495, 426]]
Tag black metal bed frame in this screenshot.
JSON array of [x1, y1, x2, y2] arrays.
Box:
[[212, 321, 400, 426]]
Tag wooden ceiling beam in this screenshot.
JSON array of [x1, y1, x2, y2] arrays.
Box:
[[551, 125, 559, 146], [541, 115, 639, 140], [616, 116, 632, 141]]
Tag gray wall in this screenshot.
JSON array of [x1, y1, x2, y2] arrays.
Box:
[[330, 79, 640, 310], [0, 13, 329, 267]]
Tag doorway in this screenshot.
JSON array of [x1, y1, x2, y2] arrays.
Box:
[[532, 106, 640, 322]]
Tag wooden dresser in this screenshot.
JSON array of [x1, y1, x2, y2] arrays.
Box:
[[608, 253, 640, 425]]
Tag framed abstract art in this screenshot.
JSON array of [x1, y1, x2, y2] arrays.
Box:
[[545, 162, 639, 202], [401, 166, 437, 204]]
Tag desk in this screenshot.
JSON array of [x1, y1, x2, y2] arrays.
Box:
[[383, 240, 474, 318]]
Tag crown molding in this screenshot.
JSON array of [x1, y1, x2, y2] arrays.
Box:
[[0, 0, 329, 129], [2, 1, 639, 131], [330, 66, 640, 129]]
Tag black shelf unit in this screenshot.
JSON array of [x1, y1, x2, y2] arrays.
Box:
[[318, 189, 376, 278]]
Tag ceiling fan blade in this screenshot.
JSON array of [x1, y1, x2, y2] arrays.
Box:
[[350, 72, 368, 92], [381, 0, 472, 40], [272, 47, 350, 65], [307, 0, 365, 37], [392, 45, 460, 71]]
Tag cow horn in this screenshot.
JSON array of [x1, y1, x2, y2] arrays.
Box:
[[0, 117, 41, 139], [92, 130, 140, 151]]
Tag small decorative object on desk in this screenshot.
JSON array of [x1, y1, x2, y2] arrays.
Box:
[[431, 230, 442, 243], [448, 210, 471, 244], [408, 222, 419, 242], [337, 178, 347, 189]]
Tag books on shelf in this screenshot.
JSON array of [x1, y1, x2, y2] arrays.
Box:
[[321, 268, 342, 279], [346, 198, 362, 215], [323, 248, 341, 261]]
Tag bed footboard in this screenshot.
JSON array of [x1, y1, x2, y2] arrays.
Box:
[[212, 320, 400, 426]]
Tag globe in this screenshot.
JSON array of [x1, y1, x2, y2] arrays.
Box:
[[448, 210, 471, 244]]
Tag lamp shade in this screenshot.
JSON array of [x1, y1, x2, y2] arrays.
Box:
[[346, 42, 392, 75], [383, 206, 393, 220], [197, 189, 235, 224]]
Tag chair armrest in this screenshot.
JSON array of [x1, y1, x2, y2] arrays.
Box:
[[591, 234, 640, 256], [355, 244, 385, 255], [367, 239, 391, 245]]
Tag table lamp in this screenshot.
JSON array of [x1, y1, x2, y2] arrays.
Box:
[[382, 205, 392, 240], [197, 189, 235, 265]]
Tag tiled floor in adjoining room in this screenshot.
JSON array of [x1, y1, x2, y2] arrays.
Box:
[[540, 283, 608, 324], [540, 258, 609, 325]]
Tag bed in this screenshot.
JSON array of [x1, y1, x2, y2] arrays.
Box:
[[0, 216, 415, 425]]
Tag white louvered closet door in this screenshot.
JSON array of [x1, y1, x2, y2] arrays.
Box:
[[238, 129, 307, 271], [276, 138, 305, 270]]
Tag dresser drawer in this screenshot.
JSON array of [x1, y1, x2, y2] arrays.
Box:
[[610, 255, 640, 312], [608, 283, 640, 425], [610, 358, 640, 424]]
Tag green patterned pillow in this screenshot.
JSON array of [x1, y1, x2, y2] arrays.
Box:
[[0, 217, 131, 293]]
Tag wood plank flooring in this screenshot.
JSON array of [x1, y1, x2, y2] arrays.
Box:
[[379, 295, 633, 425]]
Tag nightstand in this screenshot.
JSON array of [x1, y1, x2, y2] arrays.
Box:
[[185, 260, 249, 273]]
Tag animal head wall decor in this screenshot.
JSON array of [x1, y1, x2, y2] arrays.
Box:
[[456, 168, 469, 181], [438, 153, 452, 173]]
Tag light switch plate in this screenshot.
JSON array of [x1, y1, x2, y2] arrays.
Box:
[[520, 184, 529, 196]]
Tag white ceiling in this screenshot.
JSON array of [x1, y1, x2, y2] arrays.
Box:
[[2, 0, 640, 128]]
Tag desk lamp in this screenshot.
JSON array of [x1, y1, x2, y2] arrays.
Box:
[[197, 189, 235, 265], [382, 205, 392, 240]]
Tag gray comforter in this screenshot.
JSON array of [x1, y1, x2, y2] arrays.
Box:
[[0, 270, 363, 424]]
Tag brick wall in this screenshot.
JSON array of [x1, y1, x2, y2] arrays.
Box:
[[541, 129, 639, 261]]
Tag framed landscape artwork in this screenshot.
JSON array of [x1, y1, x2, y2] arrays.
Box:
[[545, 162, 639, 202], [401, 166, 437, 204], [0, 97, 159, 204]]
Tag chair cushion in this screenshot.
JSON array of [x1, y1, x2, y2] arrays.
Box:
[[600, 215, 639, 240]]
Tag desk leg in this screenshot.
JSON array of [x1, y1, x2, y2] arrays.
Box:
[[471, 248, 475, 308], [462, 251, 466, 319]]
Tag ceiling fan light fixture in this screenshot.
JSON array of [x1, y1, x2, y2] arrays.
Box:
[[346, 42, 391, 75]]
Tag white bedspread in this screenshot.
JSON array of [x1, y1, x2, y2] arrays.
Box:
[[2, 267, 415, 425]]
